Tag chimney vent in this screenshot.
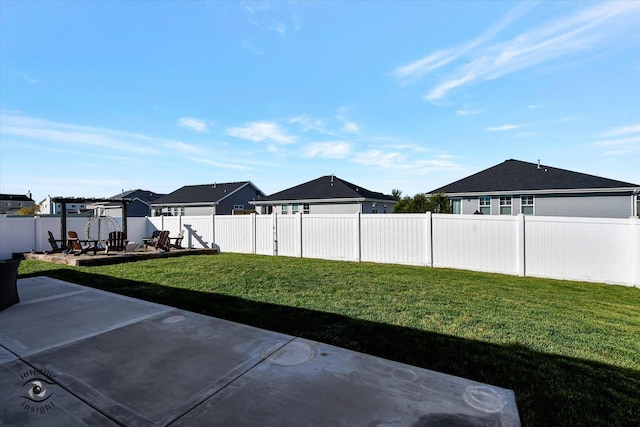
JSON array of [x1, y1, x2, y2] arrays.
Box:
[[537, 159, 541, 170]]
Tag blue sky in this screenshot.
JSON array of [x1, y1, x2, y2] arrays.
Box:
[[1, 1, 639, 203]]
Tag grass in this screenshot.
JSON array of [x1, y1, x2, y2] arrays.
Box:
[[19, 254, 640, 426]]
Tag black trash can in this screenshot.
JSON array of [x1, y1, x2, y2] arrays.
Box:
[[0, 258, 21, 311]]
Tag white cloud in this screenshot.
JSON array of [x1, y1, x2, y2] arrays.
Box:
[[177, 117, 209, 133], [593, 123, 640, 155], [394, 2, 537, 86], [594, 136, 640, 147], [485, 124, 523, 132], [0, 114, 161, 155], [18, 72, 41, 84], [190, 157, 255, 171], [397, 2, 640, 101], [226, 121, 295, 144], [288, 115, 327, 133], [600, 123, 640, 137], [456, 109, 482, 116], [352, 149, 460, 176], [343, 121, 359, 133], [304, 141, 351, 159]]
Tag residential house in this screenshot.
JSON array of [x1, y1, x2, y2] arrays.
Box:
[[428, 159, 639, 218], [94, 189, 165, 217], [0, 191, 35, 215], [151, 182, 265, 216], [39, 195, 89, 216], [251, 175, 397, 215]]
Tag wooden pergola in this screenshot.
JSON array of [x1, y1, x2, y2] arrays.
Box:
[[52, 197, 130, 247]]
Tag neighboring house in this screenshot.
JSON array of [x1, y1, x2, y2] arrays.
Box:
[[94, 189, 165, 217], [151, 182, 265, 216], [428, 159, 639, 218], [0, 191, 35, 215], [39, 195, 89, 216], [251, 175, 397, 215]]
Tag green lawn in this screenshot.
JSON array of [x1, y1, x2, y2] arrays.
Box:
[[19, 254, 640, 426]]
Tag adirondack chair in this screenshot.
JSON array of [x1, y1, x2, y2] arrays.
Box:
[[67, 231, 97, 255], [105, 231, 127, 254], [143, 230, 161, 246], [169, 230, 185, 249], [47, 231, 65, 253], [144, 230, 170, 252]]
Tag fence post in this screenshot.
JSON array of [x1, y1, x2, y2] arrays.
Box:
[[298, 212, 303, 258], [517, 214, 526, 277], [211, 213, 215, 249], [34, 215, 40, 252], [632, 217, 640, 288], [425, 212, 433, 267], [355, 212, 361, 262], [272, 212, 278, 256], [251, 213, 257, 254]]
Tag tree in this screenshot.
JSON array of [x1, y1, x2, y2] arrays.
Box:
[[392, 192, 451, 213], [17, 205, 40, 216], [425, 193, 451, 213]]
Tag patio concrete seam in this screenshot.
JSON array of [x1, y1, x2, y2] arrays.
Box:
[[18, 308, 174, 358], [166, 336, 298, 426], [17, 289, 89, 306]]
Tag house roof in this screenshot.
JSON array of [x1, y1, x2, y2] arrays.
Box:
[[254, 175, 396, 204], [429, 159, 639, 195], [152, 182, 264, 206], [109, 189, 165, 204], [0, 194, 34, 202]]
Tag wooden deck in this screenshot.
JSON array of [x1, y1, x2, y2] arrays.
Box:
[[23, 247, 219, 267]]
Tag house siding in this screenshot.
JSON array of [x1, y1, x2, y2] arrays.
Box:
[[535, 193, 632, 218], [217, 185, 262, 214], [458, 193, 633, 218]]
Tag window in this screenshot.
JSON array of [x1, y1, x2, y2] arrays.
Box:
[[281, 204, 288, 214], [479, 197, 491, 215], [233, 204, 244, 210], [499, 196, 512, 215], [303, 203, 310, 214], [372, 202, 378, 214], [264, 205, 273, 214], [521, 196, 534, 215], [451, 199, 461, 214], [292, 204, 299, 214]]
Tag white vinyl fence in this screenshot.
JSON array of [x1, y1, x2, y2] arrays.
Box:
[[2, 213, 638, 287]]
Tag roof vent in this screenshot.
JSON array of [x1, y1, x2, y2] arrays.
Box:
[[330, 174, 334, 186], [537, 159, 541, 170]]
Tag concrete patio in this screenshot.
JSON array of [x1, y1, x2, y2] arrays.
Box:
[[0, 277, 520, 426]]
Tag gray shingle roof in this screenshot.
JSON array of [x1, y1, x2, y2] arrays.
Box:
[[258, 175, 396, 202], [0, 194, 34, 202], [152, 182, 263, 205], [429, 159, 639, 194], [109, 189, 165, 203]]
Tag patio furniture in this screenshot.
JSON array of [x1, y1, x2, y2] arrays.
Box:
[[47, 231, 66, 253], [0, 258, 21, 311], [67, 231, 98, 256], [143, 230, 161, 246], [105, 231, 128, 255], [144, 230, 170, 252], [169, 230, 185, 249]]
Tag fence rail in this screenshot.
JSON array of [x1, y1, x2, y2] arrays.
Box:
[[2, 213, 638, 287]]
